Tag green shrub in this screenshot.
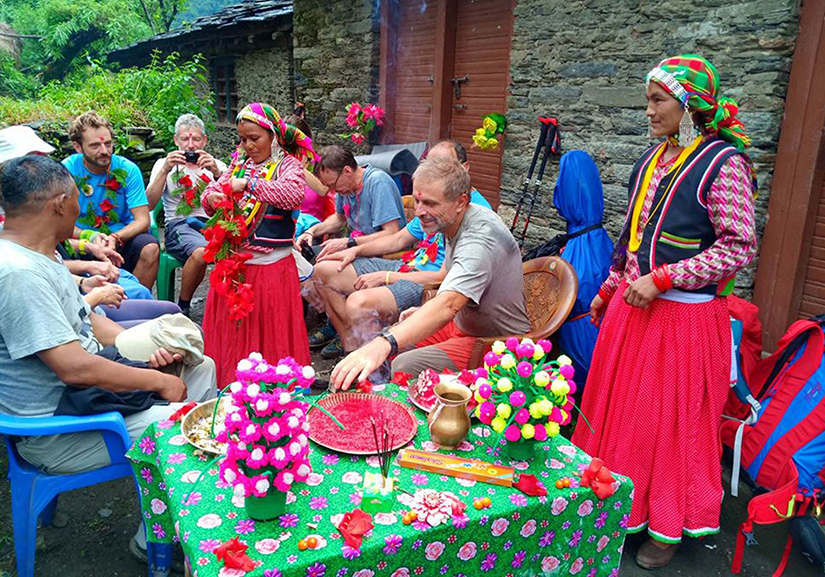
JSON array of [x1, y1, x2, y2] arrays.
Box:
[[0, 52, 215, 152]]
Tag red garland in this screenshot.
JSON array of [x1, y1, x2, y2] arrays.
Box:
[[202, 181, 254, 321]]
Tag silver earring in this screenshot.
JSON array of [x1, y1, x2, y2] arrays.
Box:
[[678, 108, 696, 146]]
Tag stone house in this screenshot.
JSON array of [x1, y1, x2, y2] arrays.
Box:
[[111, 0, 825, 348]]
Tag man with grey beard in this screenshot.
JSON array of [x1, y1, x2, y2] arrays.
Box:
[[330, 156, 530, 390]]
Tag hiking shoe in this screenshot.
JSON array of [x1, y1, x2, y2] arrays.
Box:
[[309, 321, 337, 349], [320, 336, 345, 359], [635, 539, 679, 570]]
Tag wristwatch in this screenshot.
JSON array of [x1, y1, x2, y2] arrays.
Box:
[[347, 237, 357, 248], [378, 328, 398, 357]]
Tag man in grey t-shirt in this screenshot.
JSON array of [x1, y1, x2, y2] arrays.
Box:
[[0, 155, 216, 478], [329, 156, 530, 389]]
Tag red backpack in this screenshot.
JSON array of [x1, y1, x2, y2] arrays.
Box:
[[720, 316, 825, 575]]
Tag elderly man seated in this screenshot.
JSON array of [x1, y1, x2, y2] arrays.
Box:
[[0, 154, 217, 467], [295, 145, 406, 357], [0, 155, 217, 562], [330, 156, 530, 389], [314, 139, 492, 358], [146, 113, 226, 316]]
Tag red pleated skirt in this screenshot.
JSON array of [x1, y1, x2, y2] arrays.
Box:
[[203, 255, 311, 388], [571, 281, 730, 542]]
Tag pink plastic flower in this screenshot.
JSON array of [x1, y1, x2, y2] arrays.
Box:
[[516, 362, 533, 378], [516, 343, 534, 358], [560, 364, 575, 380], [505, 425, 521, 442], [509, 391, 526, 407], [483, 352, 500, 367], [505, 337, 519, 351], [514, 409, 530, 425]]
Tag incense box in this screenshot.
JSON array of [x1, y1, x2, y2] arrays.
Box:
[[360, 471, 395, 513], [398, 449, 514, 487]]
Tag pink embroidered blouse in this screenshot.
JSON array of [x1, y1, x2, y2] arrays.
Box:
[[601, 152, 757, 295]]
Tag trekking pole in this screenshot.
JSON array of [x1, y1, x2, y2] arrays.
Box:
[[519, 118, 562, 247], [510, 119, 550, 236]]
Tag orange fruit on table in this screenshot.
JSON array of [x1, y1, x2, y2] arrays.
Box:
[[408, 511, 418, 521], [555, 479, 564, 489], [298, 540, 308, 551], [307, 537, 318, 549], [473, 500, 483, 510], [402, 514, 412, 525], [563, 478, 571, 488], [482, 497, 491, 507]]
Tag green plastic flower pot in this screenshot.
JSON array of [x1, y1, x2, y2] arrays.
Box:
[[506, 439, 536, 461], [245, 489, 287, 521]]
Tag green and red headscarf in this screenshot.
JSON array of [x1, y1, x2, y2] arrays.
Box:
[[645, 54, 751, 151], [235, 102, 319, 164]]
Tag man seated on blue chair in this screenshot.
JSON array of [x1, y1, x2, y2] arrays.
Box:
[[0, 155, 217, 470], [0, 155, 217, 563], [146, 114, 226, 316]]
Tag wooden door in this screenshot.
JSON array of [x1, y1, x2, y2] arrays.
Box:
[[798, 174, 825, 319], [392, 0, 437, 144], [449, 0, 513, 208]]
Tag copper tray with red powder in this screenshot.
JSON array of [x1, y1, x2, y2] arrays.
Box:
[[307, 393, 418, 455]]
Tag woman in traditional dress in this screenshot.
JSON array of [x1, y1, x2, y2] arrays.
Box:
[[572, 55, 757, 569], [201, 103, 314, 386]]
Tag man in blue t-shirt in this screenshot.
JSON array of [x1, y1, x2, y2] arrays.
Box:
[[62, 112, 159, 289], [311, 139, 492, 358]]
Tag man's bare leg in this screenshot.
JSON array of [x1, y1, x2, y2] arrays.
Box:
[[133, 242, 160, 289], [345, 287, 400, 348], [179, 247, 207, 302]]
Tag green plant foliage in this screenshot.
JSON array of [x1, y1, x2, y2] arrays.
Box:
[[0, 52, 215, 151]]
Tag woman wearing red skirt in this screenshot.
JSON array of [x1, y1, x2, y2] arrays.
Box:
[[572, 55, 757, 569], [201, 103, 313, 386]]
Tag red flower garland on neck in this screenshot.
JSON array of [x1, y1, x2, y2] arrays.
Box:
[[202, 180, 254, 321]]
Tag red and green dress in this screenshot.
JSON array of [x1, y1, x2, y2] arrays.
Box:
[[572, 137, 758, 543]]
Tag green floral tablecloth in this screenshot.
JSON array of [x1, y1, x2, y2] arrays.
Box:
[[127, 384, 633, 577]]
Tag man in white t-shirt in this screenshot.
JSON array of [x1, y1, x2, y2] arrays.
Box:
[[147, 114, 226, 315]]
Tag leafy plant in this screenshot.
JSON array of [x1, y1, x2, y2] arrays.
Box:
[[0, 52, 215, 151]]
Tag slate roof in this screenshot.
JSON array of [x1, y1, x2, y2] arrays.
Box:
[[109, 0, 293, 64]]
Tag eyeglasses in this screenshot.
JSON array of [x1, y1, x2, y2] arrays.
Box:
[[329, 170, 345, 193]]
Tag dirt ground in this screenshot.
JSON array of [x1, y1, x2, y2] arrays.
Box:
[[0, 273, 822, 576]]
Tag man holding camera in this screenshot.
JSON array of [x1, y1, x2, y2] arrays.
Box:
[[146, 114, 226, 316]]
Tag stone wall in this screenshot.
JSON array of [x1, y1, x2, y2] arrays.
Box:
[[292, 0, 380, 150], [503, 0, 800, 298], [236, 46, 294, 113]]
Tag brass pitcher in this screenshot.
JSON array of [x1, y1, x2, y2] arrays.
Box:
[[427, 380, 471, 450]]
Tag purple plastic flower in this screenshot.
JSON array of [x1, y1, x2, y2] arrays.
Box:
[[479, 514, 489, 526], [309, 496, 329, 510], [336, 569, 348, 577], [383, 534, 403, 555], [440, 565, 450, 574], [480, 553, 497, 572], [620, 513, 630, 529], [595, 511, 609, 529], [562, 520, 571, 530], [509, 494, 527, 507], [568, 529, 582, 547], [451, 514, 469, 529], [152, 523, 166, 540], [306, 562, 326, 577], [167, 453, 186, 464], [412, 539, 423, 550], [411, 473, 428, 486], [235, 519, 256, 535], [279, 513, 299, 528], [264, 570, 282, 577], [138, 437, 156, 454], [341, 545, 360, 560], [140, 468, 153, 484], [322, 454, 339, 466], [512, 550, 526, 568], [539, 530, 555, 547]]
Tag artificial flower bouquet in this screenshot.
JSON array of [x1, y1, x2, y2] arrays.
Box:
[[342, 102, 386, 145], [216, 353, 316, 519], [202, 178, 253, 321], [472, 337, 576, 460], [472, 113, 507, 150]]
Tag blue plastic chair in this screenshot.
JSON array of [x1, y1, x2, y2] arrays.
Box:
[[0, 412, 140, 576]]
